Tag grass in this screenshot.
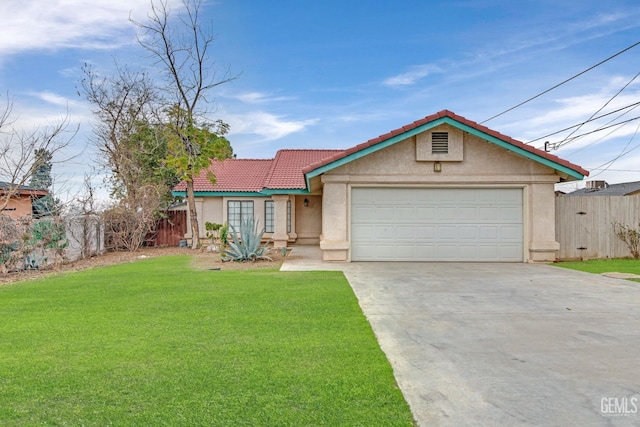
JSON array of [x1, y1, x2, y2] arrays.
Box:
[[0, 256, 414, 426], [554, 258, 640, 281]]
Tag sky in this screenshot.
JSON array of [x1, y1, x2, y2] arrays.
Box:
[[1, 0, 640, 199]]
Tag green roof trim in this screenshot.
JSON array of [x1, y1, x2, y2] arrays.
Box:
[[304, 118, 448, 188], [451, 118, 585, 180], [172, 191, 268, 197], [262, 188, 310, 195], [304, 116, 585, 184]]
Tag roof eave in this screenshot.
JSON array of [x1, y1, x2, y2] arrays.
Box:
[[304, 115, 587, 183]]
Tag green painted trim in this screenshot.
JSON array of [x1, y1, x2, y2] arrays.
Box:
[[305, 118, 448, 184], [172, 191, 268, 197], [303, 115, 585, 183], [450, 118, 585, 180], [262, 188, 310, 195]]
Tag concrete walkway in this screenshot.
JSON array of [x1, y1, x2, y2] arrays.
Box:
[[281, 247, 640, 426]]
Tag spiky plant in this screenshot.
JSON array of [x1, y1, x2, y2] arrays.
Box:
[[222, 218, 272, 262]]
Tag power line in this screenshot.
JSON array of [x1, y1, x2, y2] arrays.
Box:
[[480, 40, 640, 124], [550, 115, 640, 146], [556, 70, 640, 148], [588, 122, 640, 178], [525, 101, 640, 144]]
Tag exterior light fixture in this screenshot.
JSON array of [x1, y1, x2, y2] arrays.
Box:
[[434, 162, 442, 172], [304, 198, 309, 207]]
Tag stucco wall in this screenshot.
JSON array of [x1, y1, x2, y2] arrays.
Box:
[[4, 194, 34, 219], [320, 126, 562, 262], [295, 195, 322, 244]]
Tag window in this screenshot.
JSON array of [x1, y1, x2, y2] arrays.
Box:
[[287, 200, 291, 233], [265, 200, 274, 233], [227, 201, 254, 229], [431, 132, 449, 154]]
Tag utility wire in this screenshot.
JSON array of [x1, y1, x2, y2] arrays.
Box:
[[588, 121, 640, 178], [553, 115, 640, 146], [480, 40, 640, 124], [525, 101, 640, 144], [556, 70, 640, 148], [555, 101, 640, 154]]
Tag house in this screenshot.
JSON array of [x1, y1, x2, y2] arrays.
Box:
[[563, 180, 640, 196], [173, 110, 588, 262], [0, 182, 48, 219]]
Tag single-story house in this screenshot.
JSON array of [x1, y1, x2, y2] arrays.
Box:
[[0, 182, 48, 219], [173, 110, 588, 262], [563, 180, 640, 196]]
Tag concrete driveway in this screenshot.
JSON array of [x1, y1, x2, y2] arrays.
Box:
[[282, 251, 640, 426]]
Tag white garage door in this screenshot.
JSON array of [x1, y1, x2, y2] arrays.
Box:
[[351, 188, 523, 261]]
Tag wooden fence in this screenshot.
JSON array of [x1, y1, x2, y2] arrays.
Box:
[[555, 196, 640, 260], [151, 210, 187, 246]]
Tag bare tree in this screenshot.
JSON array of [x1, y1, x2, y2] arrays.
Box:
[[131, 0, 236, 249], [0, 95, 76, 213], [79, 63, 162, 201], [64, 174, 103, 260]]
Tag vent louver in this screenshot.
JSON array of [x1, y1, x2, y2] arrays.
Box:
[[431, 132, 449, 154]]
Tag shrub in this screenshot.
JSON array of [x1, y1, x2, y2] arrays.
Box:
[[613, 221, 640, 259], [222, 219, 272, 262]]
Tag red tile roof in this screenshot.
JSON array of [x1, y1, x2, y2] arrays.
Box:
[[264, 149, 343, 189], [174, 159, 274, 192], [175, 110, 588, 194], [302, 110, 589, 177], [174, 150, 342, 193]]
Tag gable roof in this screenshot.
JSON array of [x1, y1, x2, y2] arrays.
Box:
[[302, 110, 589, 181], [264, 149, 343, 190], [173, 159, 274, 193], [174, 110, 588, 196], [173, 150, 343, 195], [564, 180, 640, 196]]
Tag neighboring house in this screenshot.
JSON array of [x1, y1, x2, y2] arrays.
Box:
[[173, 110, 588, 262], [562, 180, 640, 196], [0, 181, 48, 219]]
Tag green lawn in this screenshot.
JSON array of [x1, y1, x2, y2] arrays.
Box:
[[0, 256, 414, 426], [554, 258, 640, 281]]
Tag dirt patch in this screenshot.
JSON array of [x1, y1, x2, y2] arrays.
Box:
[[0, 246, 286, 286]]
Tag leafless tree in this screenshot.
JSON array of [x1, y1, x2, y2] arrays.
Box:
[[79, 63, 161, 201], [103, 184, 162, 252], [131, 0, 237, 249], [0, 95, 77, 213], [64, 174, 103, 259]]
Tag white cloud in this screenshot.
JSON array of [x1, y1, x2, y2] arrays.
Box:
[[226, 111, 317, 141], [383, 64, 443, 86], [230, 91, 296, 104], [0, 0, 184, 56]]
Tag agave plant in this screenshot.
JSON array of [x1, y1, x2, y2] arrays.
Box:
[[222, 218, 272, 262]]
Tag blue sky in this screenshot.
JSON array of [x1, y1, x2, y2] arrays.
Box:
[[1, 0, 640, 198]]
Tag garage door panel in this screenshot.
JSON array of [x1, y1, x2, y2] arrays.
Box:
[[351, 188, 523, 262], [417, 226, 437, 239], [417, 206, 438, 219], [500, 207, 522, 221]]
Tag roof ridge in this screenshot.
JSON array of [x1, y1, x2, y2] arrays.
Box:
[[301, 110, 588, 177]]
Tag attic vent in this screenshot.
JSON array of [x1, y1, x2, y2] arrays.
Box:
[[431, 132, 449, 154]]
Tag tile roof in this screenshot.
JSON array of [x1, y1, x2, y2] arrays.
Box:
[[175, 110, 588, 194], [174, 150, 343, 193], [301, 110, 589, 178], [264, 149, 343, 189], [174, 159, 274, 192]]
